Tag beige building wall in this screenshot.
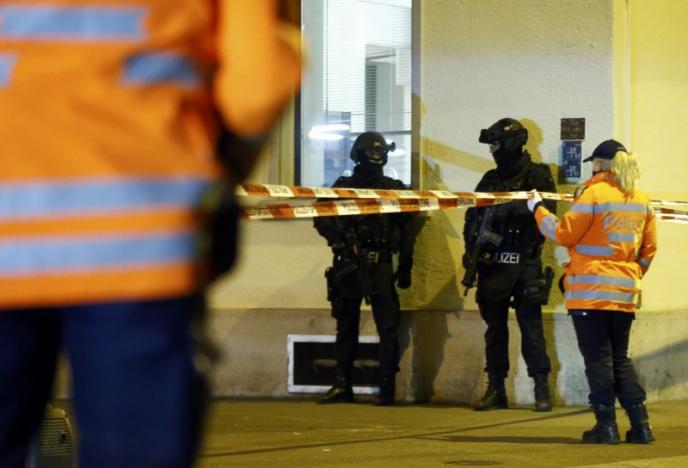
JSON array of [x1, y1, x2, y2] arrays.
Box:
[[619, 0, 688, 400], [205, 0, 688, 406], [625, 0, 688, 313]]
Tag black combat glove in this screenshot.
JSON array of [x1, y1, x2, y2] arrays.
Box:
[[395, 268, 412, 289], [462, 252, 475, 270]]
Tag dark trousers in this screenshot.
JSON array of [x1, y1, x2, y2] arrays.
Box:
[[478, 296, 551, 380], [0, 296, 210, 468], [334, 294, 400, 376], [571, 310, 646, 407]]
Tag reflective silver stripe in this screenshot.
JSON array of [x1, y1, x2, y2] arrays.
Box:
[[607, 232, 636, 243], [0, 231, 197, 276], [567, 274, 637, 289], [0, 5, 146, 41], [638, 257, 652, 268], [570, 203, 594, 214], [565, 290, 636, 304], [0, 177, 209, 220], [544, 222, 555, 240], [540, 215, 557, 240], [122, 52, 201, 88], [594, 202, 648, 214], [0, 53, 17, 87], [575, 244, 615, 256]]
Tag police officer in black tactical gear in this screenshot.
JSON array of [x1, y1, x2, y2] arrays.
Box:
[[462, 118, 556, 412], [314, 131, 417, 406]]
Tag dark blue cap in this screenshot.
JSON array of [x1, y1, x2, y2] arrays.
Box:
[[583, 139, 627, 162]]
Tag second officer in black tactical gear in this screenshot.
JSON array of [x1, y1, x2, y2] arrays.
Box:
[[314, 131, 417, 406], [462, 118, 556, 412]]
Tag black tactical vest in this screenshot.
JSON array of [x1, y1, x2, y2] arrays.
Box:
[[467, 154, 555, 299]]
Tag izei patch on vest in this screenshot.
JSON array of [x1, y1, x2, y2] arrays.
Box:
[[496, 252, 520, 264]]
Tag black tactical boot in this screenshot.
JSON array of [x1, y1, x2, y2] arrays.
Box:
[[582, 404, 620, 444], [374, 373, 395, 406], [624, 403, 655, 444], [474, 378, 507, 411], [318, 370, 354, 404], [533, 374, 553, 412]]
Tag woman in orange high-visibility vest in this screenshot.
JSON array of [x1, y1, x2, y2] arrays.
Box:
[[528, 139, 657, 445], [0, 1, 301, 466]]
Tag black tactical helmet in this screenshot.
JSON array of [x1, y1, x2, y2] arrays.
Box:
[[349, 131, 395, 166], [479, 118, 528, 152]]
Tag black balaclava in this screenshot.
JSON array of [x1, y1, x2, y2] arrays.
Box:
[[479, 118, 529, 178], [353, 160, 384, 179], [493, 145, 529, 178], [350, 131, 393, 180]]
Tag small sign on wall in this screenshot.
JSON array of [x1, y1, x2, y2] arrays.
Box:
[[561, 140, 582, 180], [560, 118, 585, 183], [560, 118, 585, 140]]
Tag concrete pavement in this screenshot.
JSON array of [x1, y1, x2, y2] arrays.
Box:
[[197, 399, 688, 467]]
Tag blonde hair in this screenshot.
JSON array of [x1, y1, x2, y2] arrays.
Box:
[[609, 150, 640, 195]]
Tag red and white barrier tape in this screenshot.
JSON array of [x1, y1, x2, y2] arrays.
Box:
[[238, 183, 688, 222], [242, 197, 510, 220], [654, 207, 688, 224], [237, 183, 571, 202]]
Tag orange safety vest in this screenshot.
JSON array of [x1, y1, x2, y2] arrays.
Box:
[[534, 172, 657, 312], [0, 0, 300, 308]]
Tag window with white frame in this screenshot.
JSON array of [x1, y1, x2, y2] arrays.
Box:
[[299, 0, 412, 187]]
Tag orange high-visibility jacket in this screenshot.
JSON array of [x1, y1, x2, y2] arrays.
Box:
[[0, 0, 301, 308], [534, 171, 657, 312]]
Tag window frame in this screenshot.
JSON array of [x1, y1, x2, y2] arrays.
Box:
[[292, 0, 420, 189]]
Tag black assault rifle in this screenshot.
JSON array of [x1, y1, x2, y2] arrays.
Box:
[[461, 206, 504, 296]]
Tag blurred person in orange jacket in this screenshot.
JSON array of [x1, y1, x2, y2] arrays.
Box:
[[528, 139, 657, 445], [0, 1, 301, 467]]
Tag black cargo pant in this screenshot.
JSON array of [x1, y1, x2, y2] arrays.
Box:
[[334, 293, 400, 377], [570, 310, 646, 407], [478, 287, 551, 380]]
